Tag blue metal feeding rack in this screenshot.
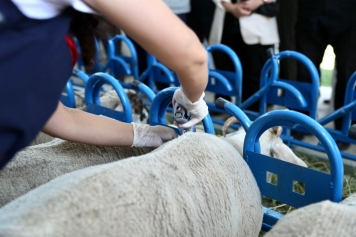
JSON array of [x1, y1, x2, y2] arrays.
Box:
[[85, 73, 132, 122], [258, 49, 356, 160], [216, 98, 344, 231], [60, 69, 89, 108], [259, 50, 319, 122], [239, 49, 310, 122], [138, 54, 179, 94], [205, 45, 306, 127], [313, 71, 356, 160], [84, 73, 155, 122], [149, 87, 215, 135], [205, 44, 242, 127], [278, 71, 356, 161], [102, 35, 139, 88]]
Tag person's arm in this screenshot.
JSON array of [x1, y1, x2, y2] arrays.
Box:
[[83, 0, 208, 103], [42, 103, 177, 147], [240, 0, 276, 12], [221, 1, 253, 19]]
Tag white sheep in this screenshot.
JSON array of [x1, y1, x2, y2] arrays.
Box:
[[221, 116, 308, 168], [340, 192, 356, 207], [0, 138, 154, 207], [1, 120, 306, 207], [29, 132, 55, 146], [75, 89, 149, 124], [264, 200, 356, 237], [0, 132, 263, 237]]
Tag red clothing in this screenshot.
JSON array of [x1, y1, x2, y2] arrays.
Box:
[[64, 35, 79, 66]]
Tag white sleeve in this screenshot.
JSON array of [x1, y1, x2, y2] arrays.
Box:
[[11, 0, 97, 19]]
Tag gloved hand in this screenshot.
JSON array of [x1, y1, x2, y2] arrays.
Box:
[[132, 123, 178, 147], [172, 88, 209, 128]]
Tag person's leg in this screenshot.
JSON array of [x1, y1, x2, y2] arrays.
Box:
[[129, 39, 148, 77], [295, 26, 328, 83], [277, 0, 298, 81], [186, 0, 215, 42], [235, 34, 273, 112], [330, 25, 356, 131], [212, 31, 241, 104]]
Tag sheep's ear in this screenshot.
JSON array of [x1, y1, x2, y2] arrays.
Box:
[[271, 126, 283, 137]]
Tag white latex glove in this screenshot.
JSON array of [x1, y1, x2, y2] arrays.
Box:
[[132, 123, 178, 147], [172, 88, 209, 129]]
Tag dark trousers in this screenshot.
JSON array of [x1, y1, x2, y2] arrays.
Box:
[[296, 20, 356, 129], [213, 31, 273, 111], [187, 0, 216, 42]]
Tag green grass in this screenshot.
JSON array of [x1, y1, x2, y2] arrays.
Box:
[[320, 68, 333, 87], [262, 150, 356, 214]]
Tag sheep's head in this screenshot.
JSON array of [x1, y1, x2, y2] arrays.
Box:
[[261, 127, 307, 168], [222, 116, 307, 168]]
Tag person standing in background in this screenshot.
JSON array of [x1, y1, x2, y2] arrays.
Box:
[[276, 0, 298, 81], [187, 0, 216, 44], [295, 0, 356, 139], [211, 0, 280, 112]]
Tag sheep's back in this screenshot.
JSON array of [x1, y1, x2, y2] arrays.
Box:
[[0, 139, 153, 207], [0, 133, 262, 237], [264, 200, 356, 237]]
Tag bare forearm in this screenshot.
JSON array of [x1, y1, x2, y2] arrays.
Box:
[[84, 0, 208, 102], [42, 103, 134, 146]]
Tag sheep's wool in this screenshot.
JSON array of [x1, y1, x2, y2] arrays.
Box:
[[0, 138, 154, 207], [265, 200, 356, 237], [340, 192, 356, 207], [0, 132, 262, 237], [29, 132, 55, 146]]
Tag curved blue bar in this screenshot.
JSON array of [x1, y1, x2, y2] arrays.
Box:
[[276, 51, 320, 90], [342, 71, 356, 133], [149, 87, 215, 134], [215, 98, 260, 153], [130, 80, 156, 102], [244, 110, 343, 202], [344, 71, 356, 105], [72, 69, 89, 84], [139, 54, 177, 91], [206, 44, 243, 79], [107, 35, 139, 79], [60, 79, 76, 108], [206, 44, 243, 105], [260, 51, 319, 119], [103, 57, 131, 76], [271, 81, 307, 107], [85, 73, 132, 122], [150, 63, 176, 83], [245, 55, 280, 113], [208, 71, 234, 92]]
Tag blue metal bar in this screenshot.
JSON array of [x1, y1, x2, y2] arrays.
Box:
[[85, 73, 132, 122], [130, 80, 156, 103], [215, 98, 261, 153], [149, 87, 215, 134], [107, 35, 139, 79], [208, 71, 234, 92], [244, 110, 344, 203], [206, 44, 243, 106], [60, 79, 76, 108], [259, 51, 319, 120], [102, 57, 131, 76]]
